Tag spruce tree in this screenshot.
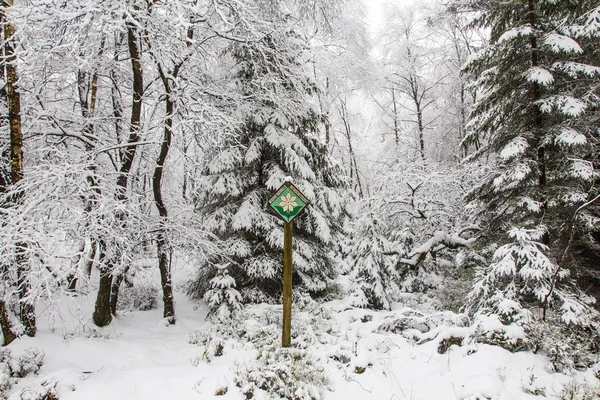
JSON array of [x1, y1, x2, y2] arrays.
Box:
[[464, 0, 600, 235], [188, 24, 349, 308], [203, 264, 242, 321], [346, 211, 399, 310], [463, 0, 600, 320], [466, 226, 596, 326]]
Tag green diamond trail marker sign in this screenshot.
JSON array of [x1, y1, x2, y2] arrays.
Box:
[[268, 179, 309, 348], [268, 182, 309, 223]]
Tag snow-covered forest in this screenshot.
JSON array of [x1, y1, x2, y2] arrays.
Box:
[[1, 0, 600, 398]]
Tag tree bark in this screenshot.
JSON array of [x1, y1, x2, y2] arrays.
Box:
[[2, 0, 35, 337], [109, 273, 124, 315], [0, 300, 16, 346], [93, 269, 113, 326], [93, 241, 114, 326]]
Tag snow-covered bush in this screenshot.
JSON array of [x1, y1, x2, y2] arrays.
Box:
[[526, 320, 599, 372], [9, 348, 45, 378], [190, 301, 336, 399], [117, 284, 159, 312], [235, 346, 329, 400], [231, 306, 331, 400], [377, 308, 471, 346], [559, 378, 600, 400], [189, 328, 225, 364], [0, 348, 45, 399], [470, 313, 529, 352]]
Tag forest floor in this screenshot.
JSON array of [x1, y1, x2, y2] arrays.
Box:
[[5, 261, 599, 400]]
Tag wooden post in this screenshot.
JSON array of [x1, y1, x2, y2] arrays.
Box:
[[269, 179, 307, 348], [282, 221, 293, 347]]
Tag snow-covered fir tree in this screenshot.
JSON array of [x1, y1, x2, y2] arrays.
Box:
[[346, 211, 399, 310], [462, 0, 600, 312], [467, 226, 596, 326], [464, 0, 600, 235], [203, 264, 242, 322], [188, 20, 349, 306]]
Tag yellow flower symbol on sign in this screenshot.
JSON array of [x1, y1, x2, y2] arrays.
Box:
[[280, 193, 298, 213]]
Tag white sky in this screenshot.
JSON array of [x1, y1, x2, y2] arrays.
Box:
[[365, 0, 386, 36]]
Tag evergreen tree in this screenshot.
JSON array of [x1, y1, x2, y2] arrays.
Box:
[[188, 23, 349, 306], [467, 226, 596, 326], [463, 0, 600, 298], [203, 264, 242, 321], [346, 211, 399, 310]]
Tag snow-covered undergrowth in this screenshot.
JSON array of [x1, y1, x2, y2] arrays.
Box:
[[188, 297, 599, 400], [3, 261, 599, 400]]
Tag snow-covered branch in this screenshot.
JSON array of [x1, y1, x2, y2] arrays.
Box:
[[397, 229, 478, 268]]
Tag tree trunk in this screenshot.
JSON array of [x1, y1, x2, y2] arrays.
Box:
[[527, 0, 548, 246], [94, 21, 144, 322], [146, 24, 196, 325], [93, 241, 113, 326], [416, 106, 425, 160], [339, 100, 363, 197], [325, 77, 330, 148], [0, 2, 17, 344], [391, 86, 400, 149], [109, 272, 124, 315], [153, 69, 175, 324], [74, 39, 104, 293], [93, 269, 113, 327], [0, 300, 16, 346], [3, 0, 35, 337], [116, 22, 144, 194], [528, 0, 545, 187]]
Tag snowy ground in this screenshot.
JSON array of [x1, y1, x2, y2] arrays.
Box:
[[5, 263, 599, 400]]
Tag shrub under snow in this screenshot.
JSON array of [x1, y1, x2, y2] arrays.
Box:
[[0, 348, 47, 399]]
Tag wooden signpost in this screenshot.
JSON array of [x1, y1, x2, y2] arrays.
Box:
[[268, 178, 309, 347]]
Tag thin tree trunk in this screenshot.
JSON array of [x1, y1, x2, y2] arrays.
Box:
[[325, 77, 330, 148], [2, 0, 35, 337], [117, 22, 144, 193], [146, 24, 196, 324], [459, 83, 467, 159], [391, 86, 400, 148], [84, 241, 96, 278], [93, 21, 144, 326], [72, 39, 104, 292], [528, 0, 545, 187], [153, 66, 176, 324], [182, 142, 189, 200], [339, 100, 363, 197], [416, 105, 425, 160], [0, 2, 16, 344]]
